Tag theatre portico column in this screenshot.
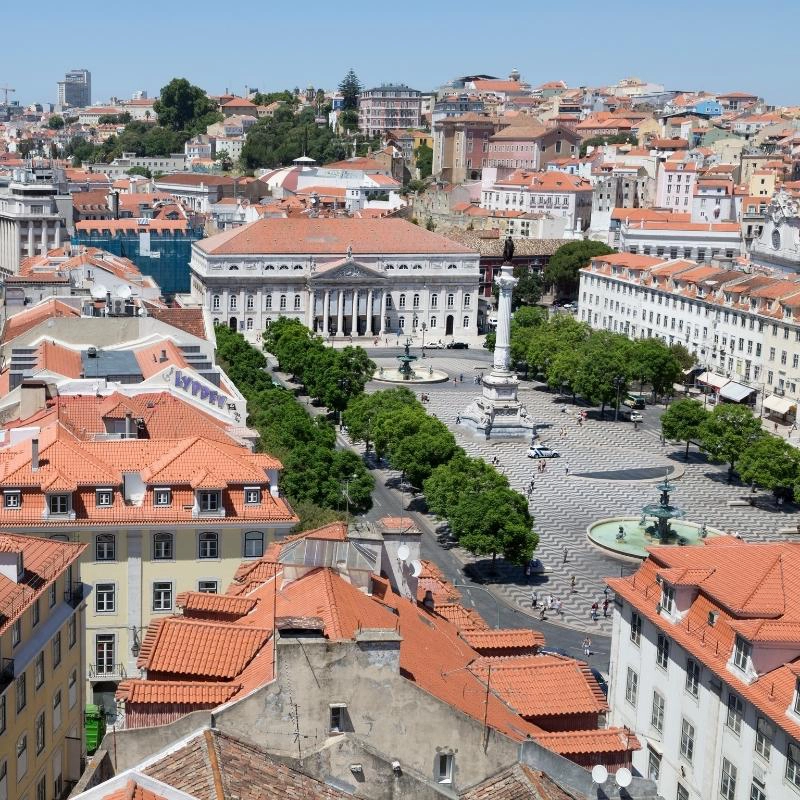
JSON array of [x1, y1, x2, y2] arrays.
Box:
[[307, 289, 316, 329], [336, 289, 344, 336], [379, 290, 387, 335], [367, 289, 375, 335], [352, 288, 359, 335], [322, 289, 330, 335]]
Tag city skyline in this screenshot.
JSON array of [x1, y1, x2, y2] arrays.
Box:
[[2, 0, 798, 106]]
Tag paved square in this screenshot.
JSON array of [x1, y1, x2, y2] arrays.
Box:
[[367, 355, 795, 634]]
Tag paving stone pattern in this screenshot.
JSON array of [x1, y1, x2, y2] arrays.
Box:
[[369, 355, 796, 635]]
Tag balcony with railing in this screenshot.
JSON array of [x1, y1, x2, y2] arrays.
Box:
[[0, 657, 14, 690], [88, 663, 126, 680], [64, 581, 84, 608]]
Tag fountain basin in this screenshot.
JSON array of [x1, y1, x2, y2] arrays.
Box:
[[374, 368, 450, 384], [587, 517, 725, 559]]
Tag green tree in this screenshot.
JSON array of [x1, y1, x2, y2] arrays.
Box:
[[543, 241, 614, 299], [154, 77, 222, 135], [700, 403, 764, 482], [572, 332, 631, 417], [127, 166, 151, 178], [343, 388, 418, 451], [338, 69, 362, 111], [669, 342, 696, 372], [579, 133, 637, 157], [17, 140, 36, 158], [66, 136, 96, 165], [425, 216, 436, 231], [630, 337, 683, 397], [215, 149, 233, 171], [493, 267, 544, 310], [47, 115, 65, 129], [525, 315, 590, 386], [388, 415, 457, 488], [339, 109, 359, 133], [449, 488, 536, 565], [291, 501, 346, 532], [661, 398, 709, 460], [304, 346, 375, 414], [738, 435, 800, 498], [414, 142, 433, 179], [252, 90, 296, 106], [423, 453, 507, 519]]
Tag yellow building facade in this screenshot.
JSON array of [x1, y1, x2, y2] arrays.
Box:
[[0, 534, 86, 800]]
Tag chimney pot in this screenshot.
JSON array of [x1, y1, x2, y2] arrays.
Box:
[[31, 437, 39, 471]]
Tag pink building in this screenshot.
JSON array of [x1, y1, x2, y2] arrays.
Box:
[[482, 125, 581, 179], [656, 160, 697, 211]]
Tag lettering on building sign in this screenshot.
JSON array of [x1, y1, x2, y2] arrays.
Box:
[[174, 370, 227, 409]]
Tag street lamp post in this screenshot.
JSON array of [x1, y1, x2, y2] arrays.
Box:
[[341, 473, 358, 520], [421, 322, 427, 356], [453, 583, 501, 628], [613, 375, 625, 422]]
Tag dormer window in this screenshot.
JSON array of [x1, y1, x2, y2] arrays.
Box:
[[244, 487, 261, 505], [733, 635, 751, 671], [48, 494, 70, 515], [4, 491, 20, 509], [96, 489, 113, 507], [660, 583, 675, 614], [154, 488, 171, 507], [199, 491, 220, 512]]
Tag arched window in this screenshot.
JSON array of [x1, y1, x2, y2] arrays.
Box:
[[431, 294, 438, 308], [213, 318, 219, 326], [153, 532, 173, 560], [246, 318, 254, 330], [279, 295, 287, 310], [230, 295, 237, 310], [265, 295, 272, 309], [265, 317, 272, 327], [385, 263, 395, 270], [244, 531, 264, 558], [399, 294, 406, 309], [430, 316, 437, 328], [447, 263, 458, 270], [463, 316, 469, 328], [399, 263, 409, 270], [212, 295, 220, 310], [447, 293, 455, 308], [386, 295, 393, 309], [464, 293, 471, 308], [412, 316, 419, 329], [294, 264, 303, 270], [246, 294, 254, 310], [198, 532, 218, 559], [412, 293, 420, 308], [413, 263, 422, 270], [294, 295, 301, 310], [265, 264, 275, 271], [398, 316, 405, 331], [229, 264, 239, 271], [279, 264, 289, 270]]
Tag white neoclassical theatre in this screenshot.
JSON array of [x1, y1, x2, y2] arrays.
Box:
[[189, 217, 480, 340]]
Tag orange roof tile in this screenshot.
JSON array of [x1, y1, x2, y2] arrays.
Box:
[[176, 591, 257, 619], [137, 617, 272, 678], [2, 299, 81, 344], [459, 628, 544, 651], [100, 779, 169, 800], [534, 728, 641, 755], [116, 680, 240, 705], [433, 602, 489, 630]]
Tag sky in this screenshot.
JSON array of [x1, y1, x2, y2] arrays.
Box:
[[2, 0, 798, 107]]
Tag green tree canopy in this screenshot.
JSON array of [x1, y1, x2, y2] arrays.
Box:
[[388, 415, 457, 488], [543, 241, 614, 298], [47, 115, 65, 129], [126, 166, 151, 178], [630, 337, 683, 396], [738, 434, 800, 497], [214, 149, 233, 171], [154, 78, 222, 135], [579, 133, 637, 157], [414, 142, 433, 179], [669, 342, 696, 372], [661, 398, 710, 460], [700, 403, 764, 481], [343, 388, 418, 451], [338, 69, 362, 111], [572, 332, 631, 416], [252, 90, 296, 106], [423, 453, 508, 519]]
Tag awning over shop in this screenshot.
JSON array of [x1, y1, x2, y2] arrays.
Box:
[[763, 394, 797, 415], [719, 381, 756, 403], [696, 371, 729, 391], [673, 383, 688, 394]]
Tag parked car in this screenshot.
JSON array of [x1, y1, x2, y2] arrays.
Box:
[[425, 340, 446, 349], [526, 445, 560, 459], [446, 341, 469, 349], [623, 393, 646, 409], [629, 411, 643, 423]]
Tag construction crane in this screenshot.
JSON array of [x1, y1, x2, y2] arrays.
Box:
[[0, 84, 15, 107]]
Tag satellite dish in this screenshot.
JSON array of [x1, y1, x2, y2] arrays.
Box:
[[615, 768, 632, 788], [115, 284, 132, 300], [410, 560, 423, 578], [591, 766, 608, 785], [91, 284, 108, 300], [396, 544, 410, 562]]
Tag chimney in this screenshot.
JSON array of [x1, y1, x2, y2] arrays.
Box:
[[159, 349, 167, 362], [31, 438, 39, 471], [422, 590, 435, 612], [124, 411, 132, 439]]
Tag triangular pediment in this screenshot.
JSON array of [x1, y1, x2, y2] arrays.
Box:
[[310, 258, 387, 285]]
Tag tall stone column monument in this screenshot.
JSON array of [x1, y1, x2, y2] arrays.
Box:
[[460, 242, 533, 439]]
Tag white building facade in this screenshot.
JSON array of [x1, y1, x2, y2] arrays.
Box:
[[189, 218, 480, 341]]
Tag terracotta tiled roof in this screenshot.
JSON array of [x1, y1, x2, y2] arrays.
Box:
[[460, 764, 575, 800], [100, 779, 169, 800], [143, 729, 352, 800], [469, 655, 608, 718], [459, 628, 545, 651], [608, 541, 800, 744], [2, 299, 81, 344], [116, 680, 240, 705], [0, 533, 85, 634], [433, 602, 489, 630], [534, 728, 641, 756], [176, 591, 257, 619], [137, 617, 272, 678], [196, 217, 475, 256]]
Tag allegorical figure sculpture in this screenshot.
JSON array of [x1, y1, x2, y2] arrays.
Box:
[[503, 236, 514, 263]]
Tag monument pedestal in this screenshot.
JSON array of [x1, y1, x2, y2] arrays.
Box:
[[459, 250, 534, 440]]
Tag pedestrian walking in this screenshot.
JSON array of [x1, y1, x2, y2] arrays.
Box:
[[603, 586, 610, 599], [565, 464, 570, 476], [459, 374, 463, 382], [546, 594, 553, 610], [603, 598, 610, 617], [555, 598, 563, 616], [530, 590, 538, 608], [583, 636, 591, 657], [539, 606, 546, 620], [562, 546, 568, 564], [591, 602, 599, 622], [570, 575, 577, 592]]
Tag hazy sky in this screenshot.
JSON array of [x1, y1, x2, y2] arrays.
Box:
[[3, 0, 798, 106]]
